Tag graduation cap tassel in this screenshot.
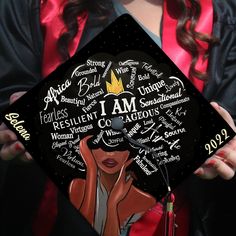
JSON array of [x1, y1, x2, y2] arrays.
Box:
[[164, 192, 176, 236], [112, 117, 177, 236]]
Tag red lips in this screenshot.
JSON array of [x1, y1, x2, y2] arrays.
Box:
[[102, 158, 118, 168]]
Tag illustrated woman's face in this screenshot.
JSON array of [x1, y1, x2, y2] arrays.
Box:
[[91, 148, 130, 174]]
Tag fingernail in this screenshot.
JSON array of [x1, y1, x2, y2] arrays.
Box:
[[216, 151, 225, 158], [20, 153, 33, 162], [15, 143, 23, 152], [205, 159, 216, 168], [10, 94, 20, 102], [194, 168, 203, 176], [215, 102, 220, 108], [25, 152, 33, 161], [212, 102, 220, 110]]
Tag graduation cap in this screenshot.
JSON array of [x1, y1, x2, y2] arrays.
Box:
[[1, 14, 235, 235]]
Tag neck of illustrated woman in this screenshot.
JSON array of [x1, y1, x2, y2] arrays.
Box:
[[100, 170, 120, 193]]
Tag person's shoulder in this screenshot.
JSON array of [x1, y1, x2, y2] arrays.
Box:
[[122, 185, 156, 210], [68, 178, 86, 209], [1, 0, 33, 8], [0, 0, 41, 43], [213, 0, 236, 20], [0, 0, 40, 16], [213, 0, 236, 8], [69, 178, 86, 195]]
